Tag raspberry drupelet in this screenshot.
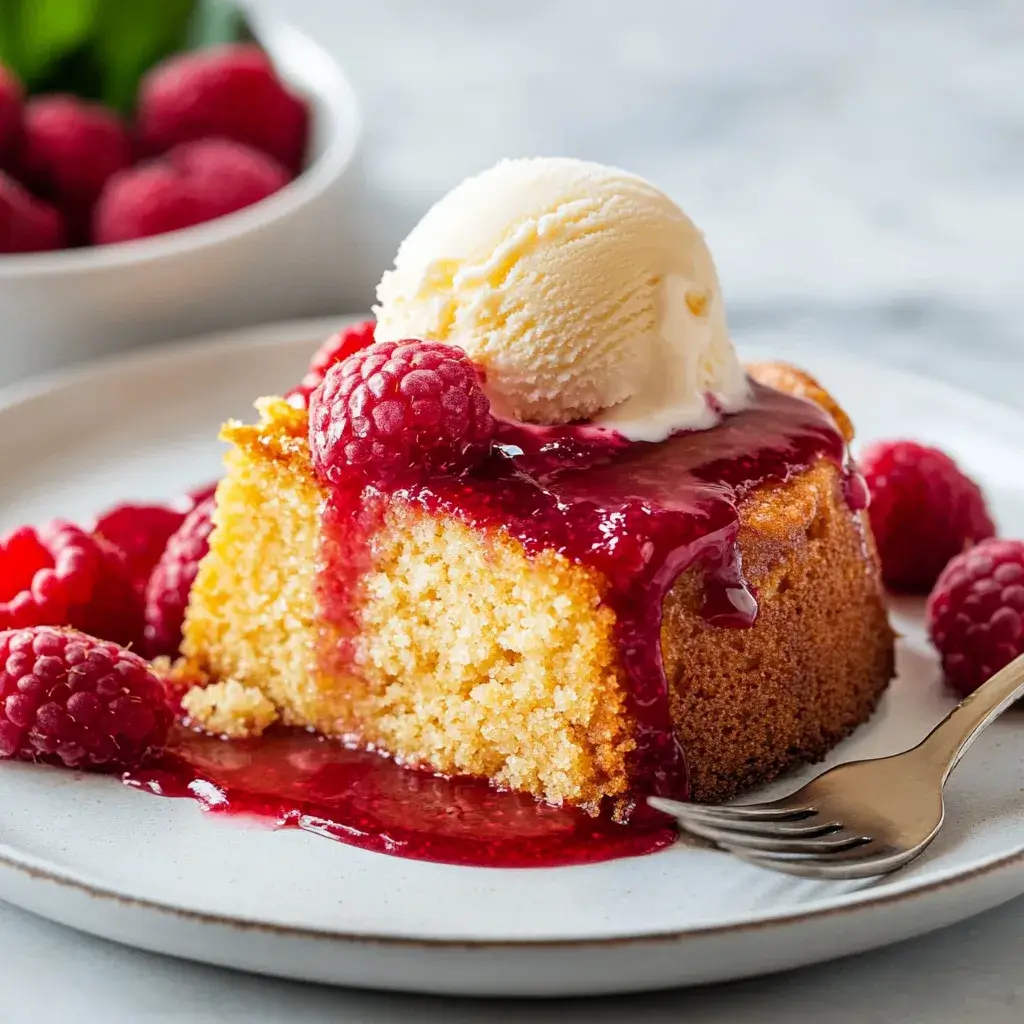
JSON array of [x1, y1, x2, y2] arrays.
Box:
[[0, 521, 142, 646], [0, 171, 65, 253], [286, 320, 377, 409], [144, 497, 217, 658], [93, 138, 290, 245], [16, 95, 133, 239], [309, 339, 494, 480], [95, 504, 190, 594], [0, 626, 171, 770], [861, 440, 995, 593], [0, 65, 24, 169], [927, 538, 1024, 696], [137, 44, 309, 174]]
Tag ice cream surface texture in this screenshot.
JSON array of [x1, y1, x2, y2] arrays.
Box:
[[374, 157, 750, 442]]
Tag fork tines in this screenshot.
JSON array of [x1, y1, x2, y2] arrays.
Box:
[[649, 796, 882, 879]]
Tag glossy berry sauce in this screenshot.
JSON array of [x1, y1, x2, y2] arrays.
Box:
[[330, 381, 848, 801], [127, 380, 851, 868], [126, 726, 677, 867]]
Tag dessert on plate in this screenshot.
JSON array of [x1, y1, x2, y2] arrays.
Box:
[[174, 157, 895, 815]]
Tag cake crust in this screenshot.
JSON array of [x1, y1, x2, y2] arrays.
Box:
[[662, 460, 893, 802], [180, 366, 894, 810]]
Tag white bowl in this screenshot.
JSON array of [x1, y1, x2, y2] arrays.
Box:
[[0, 19, 366, 387]]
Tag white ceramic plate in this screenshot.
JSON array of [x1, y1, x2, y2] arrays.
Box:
[[1, 318, 1023, 998]]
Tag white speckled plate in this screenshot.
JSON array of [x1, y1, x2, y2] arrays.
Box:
[[1, 318, 1023, 997]]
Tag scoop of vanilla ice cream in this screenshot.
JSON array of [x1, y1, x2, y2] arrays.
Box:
[[374, 157, 749, 441]]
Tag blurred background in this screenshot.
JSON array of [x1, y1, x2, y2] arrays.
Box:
[[1, 0, 1022, 401], [282, 0, 1021, 401]]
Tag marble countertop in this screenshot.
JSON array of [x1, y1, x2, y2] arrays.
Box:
[[3, 1, 1023, 1020], [321, 0, 1024, 407], [2, 893, 1023, 1024]]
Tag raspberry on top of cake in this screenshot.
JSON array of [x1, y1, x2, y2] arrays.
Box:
[[176, 158, 895, 815]]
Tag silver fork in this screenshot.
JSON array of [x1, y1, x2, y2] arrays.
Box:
[[649, 652, 1024, 879]]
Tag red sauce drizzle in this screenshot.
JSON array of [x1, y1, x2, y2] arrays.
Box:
[[317, 381, 847, 803], [125, 726, 676, 867], [126, 380, 851, 867]]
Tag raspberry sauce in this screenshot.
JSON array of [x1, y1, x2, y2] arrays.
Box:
[[127, 379, 850, 868], [125, 726, 677, 867], [318, 381, 848, 805]]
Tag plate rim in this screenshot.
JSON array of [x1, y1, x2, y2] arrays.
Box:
[[1, 836, 1023, 949], [3, 315, 1024, 950]]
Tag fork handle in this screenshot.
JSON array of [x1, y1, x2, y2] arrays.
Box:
[[914, 651, 1024, 783]]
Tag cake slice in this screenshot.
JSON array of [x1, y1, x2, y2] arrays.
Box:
[[176, 157, 895, 815], [177, 361, 893, 811]]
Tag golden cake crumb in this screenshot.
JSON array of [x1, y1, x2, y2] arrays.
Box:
[[181, 679, 279, 738], [180, 363, 894, 809], [349, 508, 633, 808]]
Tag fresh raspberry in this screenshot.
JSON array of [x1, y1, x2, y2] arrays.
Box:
[[0, 522, 143, 646], [861, 440, 995, 593], [0, 626, 171, 770], [0, 65, 24, 169], [927, 539, 1024, 696], [310, 340, 494, 481], [92, 483, 220, 595], [94, 504, 189, 594], [144, 498, 215, 658], [286, 320, 377, 409], [0, 170, 64, 253], [137, 44, 309, 174], [92, 138, 289, 245], [16, 95, 132, 239]]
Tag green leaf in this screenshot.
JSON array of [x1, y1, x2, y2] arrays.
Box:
[[92, 0, 197, 113], [0, 0, 100, 88], [0, 1, 26, 74], [31, 44, 105, 101], [0, 0, 253, 113]]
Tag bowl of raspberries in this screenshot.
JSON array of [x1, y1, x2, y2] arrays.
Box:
[[0, 2, 363, 386]]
